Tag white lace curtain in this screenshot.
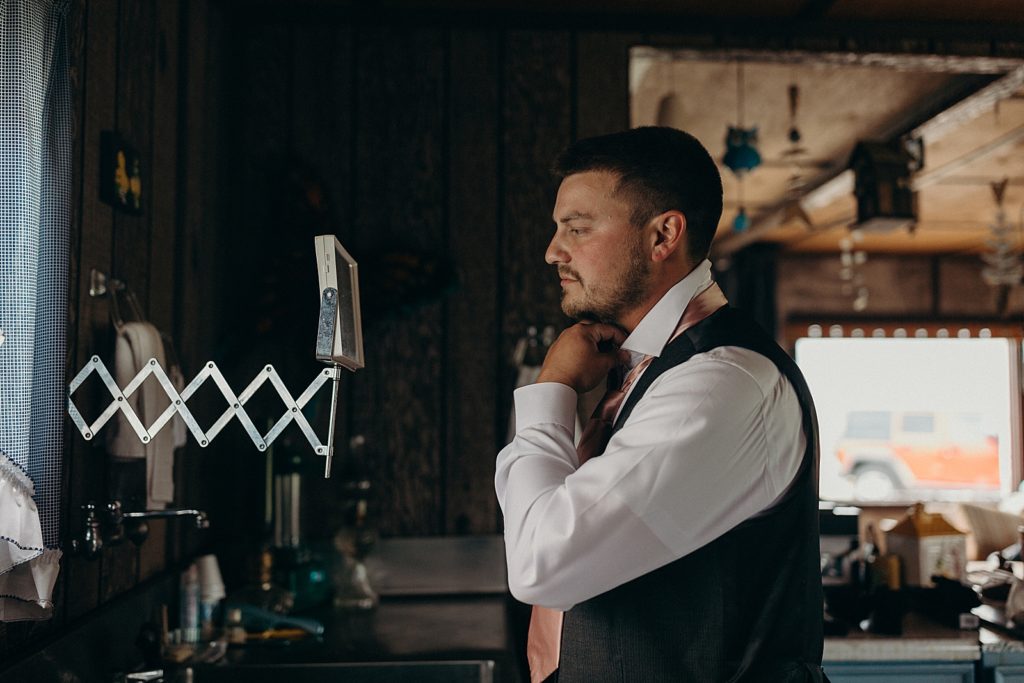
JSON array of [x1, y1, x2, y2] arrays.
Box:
[[0, 0, 71, 621]]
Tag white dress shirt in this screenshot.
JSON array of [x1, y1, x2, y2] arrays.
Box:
[[495, 261, 806, 611]]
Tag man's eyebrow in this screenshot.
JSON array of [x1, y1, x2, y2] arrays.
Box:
[[556, 211, 596, 223]]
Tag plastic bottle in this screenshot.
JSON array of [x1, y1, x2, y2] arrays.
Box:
[[180, 563, 200, 644], [224, 607, 246, 645]]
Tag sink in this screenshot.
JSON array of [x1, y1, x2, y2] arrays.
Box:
[[189, 660, 495, 683]]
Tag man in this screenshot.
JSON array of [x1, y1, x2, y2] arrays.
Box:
[[495, 127, 825, 682]]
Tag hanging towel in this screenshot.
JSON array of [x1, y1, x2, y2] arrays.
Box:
[[169, 362, 189, 450], [106, 322, 176, 509]]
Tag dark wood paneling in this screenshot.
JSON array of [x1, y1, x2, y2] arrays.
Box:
[[501, 30, 573, 427], [148, 0, 180, 355], [575, 31, 637, 139], [290, 24, 357, 539], [937, 256, 1024, 318], [111, 0, 155, 315], [215, 21, 292, 548], [64, 0, 119, 622], [175, 0, 216, 565], [777, 253, 934, 320], [350, 26, 447, 535], [101, 0, 158, 602], [445, 29, 501, 534], [138, 0, 182, 582]]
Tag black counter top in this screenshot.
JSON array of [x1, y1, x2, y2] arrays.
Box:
[[219, 595, 512, 665], [193, 536, 524, 682]]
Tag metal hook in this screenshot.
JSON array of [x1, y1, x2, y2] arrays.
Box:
[[88, 268, 146, 330]]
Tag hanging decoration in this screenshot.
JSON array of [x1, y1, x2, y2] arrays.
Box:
[[981, 178, 1022, 287], [781, 83, 808, 195], [839, 229, 869, 312], [722, 61, 761, 233]]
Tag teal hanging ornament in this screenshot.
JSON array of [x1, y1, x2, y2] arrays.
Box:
[[723, 126, 762, 175], [722, 62, 761, 177], [723, 61, 759, 234], [732, 206, 750, 232]]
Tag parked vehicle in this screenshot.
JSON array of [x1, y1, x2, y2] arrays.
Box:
[[835, 410, 999, 500]]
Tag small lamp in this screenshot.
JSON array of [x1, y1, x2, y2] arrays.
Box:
[[849, 140, 919, 232]]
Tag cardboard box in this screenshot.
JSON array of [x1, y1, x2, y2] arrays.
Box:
[[886, 503, 966, 588]]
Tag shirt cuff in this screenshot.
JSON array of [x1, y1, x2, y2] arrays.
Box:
[[513, 382, 577, 434]]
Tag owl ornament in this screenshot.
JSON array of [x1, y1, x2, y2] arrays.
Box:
[[723, 126, 762, 232]]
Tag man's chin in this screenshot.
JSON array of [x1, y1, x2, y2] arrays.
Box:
[[565, 305, 613, 326], [561, 294, 617, 325]]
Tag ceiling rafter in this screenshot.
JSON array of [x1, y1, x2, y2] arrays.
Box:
[[710, 64, 1024, 259]]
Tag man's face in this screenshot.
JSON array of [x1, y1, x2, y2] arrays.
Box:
[[546, 170, 652, 324]]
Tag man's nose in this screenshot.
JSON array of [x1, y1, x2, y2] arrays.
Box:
[[545, 234, 567, 265]]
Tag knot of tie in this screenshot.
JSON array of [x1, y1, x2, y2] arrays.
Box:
[[576, 357, 653, 465]]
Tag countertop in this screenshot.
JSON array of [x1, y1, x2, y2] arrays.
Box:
[[823, 604, 1024, 662], [193, 536, 524, 681], [364, 535, 508, 596], [205, 537, 1024, 673], [824, 611, 980, 662]]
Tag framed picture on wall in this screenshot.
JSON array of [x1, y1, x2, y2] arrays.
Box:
[[100, 131, 143, 214]]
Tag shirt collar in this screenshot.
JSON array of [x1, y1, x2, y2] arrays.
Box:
[[620, 259, 715, 364]]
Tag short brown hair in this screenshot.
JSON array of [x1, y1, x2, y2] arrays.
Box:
[[553, 127, 723, 261]]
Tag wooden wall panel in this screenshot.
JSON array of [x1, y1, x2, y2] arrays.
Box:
[[350, 27, 447, 535], [501, 30, 573, 433], [101, 0, 158, 602], [64, 0, 119, 622], [445, 29, 501, 534], [173, 0, 207, 568], [138, 0, 181, 582], [937, 256, 1024, 318], [575, 31, 637, 139], [214, 21, 292, 547], [175, 0, 220, 565], [776, 252, 1024, 334], [777, 253, 934, 321], [290, 24, 357, 540]]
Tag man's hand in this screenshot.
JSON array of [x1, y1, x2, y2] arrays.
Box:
[[536, 322, 629, 394]]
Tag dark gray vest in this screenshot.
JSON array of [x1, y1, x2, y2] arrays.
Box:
[[557, 306, 825, 683]]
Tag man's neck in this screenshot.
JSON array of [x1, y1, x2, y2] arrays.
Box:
[[618, 261, 700, 333]]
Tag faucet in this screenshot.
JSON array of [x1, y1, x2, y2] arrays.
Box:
[[70, 500, 209, 559]]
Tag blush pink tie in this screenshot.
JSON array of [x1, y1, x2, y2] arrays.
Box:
[[525, 283, 727, 683]]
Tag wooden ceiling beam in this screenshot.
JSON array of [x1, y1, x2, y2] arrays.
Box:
[[711, 64, 1024, 260], [633, 47, 1023, 75], [912, 123, 1024, 191], [910, 65, 1024, 141]]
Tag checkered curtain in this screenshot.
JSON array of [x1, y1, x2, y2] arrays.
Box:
[[0, 0, 71, 621]]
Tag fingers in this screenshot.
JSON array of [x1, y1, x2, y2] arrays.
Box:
[[581, 322, 627, 348], [539, 322, 631, 393]]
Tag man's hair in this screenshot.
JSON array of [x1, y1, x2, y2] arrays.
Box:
[[552, 126, 723, 262]]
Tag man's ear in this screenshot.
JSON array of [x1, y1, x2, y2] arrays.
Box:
[[650, 210, 686, 263]]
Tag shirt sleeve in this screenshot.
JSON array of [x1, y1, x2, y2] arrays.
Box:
[[494, 352, 804, 611]]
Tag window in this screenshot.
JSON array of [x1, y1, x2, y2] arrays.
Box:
[[901, 413, 934, 433], [795, 337, 1021, 503], [844, 411, 891, 440]]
